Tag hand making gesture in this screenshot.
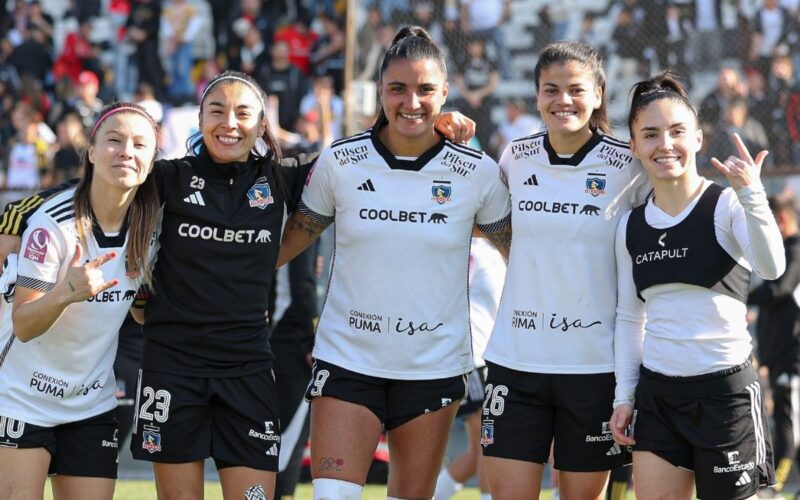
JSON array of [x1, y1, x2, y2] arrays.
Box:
[[710, 132, 768, 191]]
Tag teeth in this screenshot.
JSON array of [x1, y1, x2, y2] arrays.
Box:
[[400, 113, 423, 119], [655, 157, 678, 163], [218, 136, 240, 145], [554, 112, 574, 117]]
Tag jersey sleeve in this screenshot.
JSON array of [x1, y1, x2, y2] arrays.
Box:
[[474, 158, 511, 231], [16, 215, 67, 293], [628, 159, 652, 207], [298, 147, 336, 224], [717, 185, 785, 280], [0, 179, 79, 236], [280, 152, 320, 213], [613, 210, 645, 408]]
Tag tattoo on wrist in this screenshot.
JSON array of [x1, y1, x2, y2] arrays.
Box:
[[68, 281, 76, 292]]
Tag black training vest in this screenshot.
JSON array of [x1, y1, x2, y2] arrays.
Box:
[[626, 183, 750, 302]]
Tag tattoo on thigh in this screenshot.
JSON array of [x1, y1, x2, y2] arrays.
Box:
[[245, 484, 267, 500], [318, 457, 344, 471]]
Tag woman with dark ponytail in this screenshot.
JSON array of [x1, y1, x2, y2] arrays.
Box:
[[277, 26, 511, 499], [480, 40, 650, 499], [611, 71, 784, 499]]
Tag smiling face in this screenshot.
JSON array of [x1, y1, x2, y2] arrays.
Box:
[[200, 82, 265, 163], [88, 112, 157, 191], [630, 98, 703, 182], [378, 57, 447, 146], [536, 60, 602, 139]]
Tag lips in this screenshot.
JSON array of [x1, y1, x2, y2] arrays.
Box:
[[399, 113, 424, 120], [217, 135, 241, 145]]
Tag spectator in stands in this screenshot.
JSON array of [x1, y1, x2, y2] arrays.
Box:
[[662, 3, 691, 80], [257, 40, 309, 133], [128, 0, 165, 99], [51, 112, 85, 185], [687, 0, 723, 72], [356, 5, 382, 71], [299, 73, 343, 146], [161, 0, 203, 105], [707, 96, 770, 168], [274, 13, 319, 76], [357, 23, 395, 83], [134, 82, 164, 125], [749, 193, 800, 497], [610, 8, 644, 102], [25, 1, 53, 48], [459, 0, 512, 79], [70, 70, 104, 135], [108, 0, 135, 100], [53, 17, 94, 85], [365, 0, 411, 25], [0, 37, 21, 96], [239, 25, 266, 77], [226, 0, 280, 72], [5, 102, 51, 191], [765, 53, 795, 166], [310, 15, 345, 93], [490, 98, 542, 158], [9, 24, 51, 84], [409, 0, 445, 45], [750, 0, 795, 79], [699, 66, 747, 133], [453, 35, 499, 154]]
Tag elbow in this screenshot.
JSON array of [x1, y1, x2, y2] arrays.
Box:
[[13, 326, 37, 343]]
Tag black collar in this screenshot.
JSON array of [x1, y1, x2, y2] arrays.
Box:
[[370, 126, 445, 171], [543, 130, 603, 166]]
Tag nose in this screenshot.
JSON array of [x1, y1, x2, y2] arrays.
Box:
[[224, 110, 238, 128], [658, 133, 674, 150], [405, 92, 420, 109], [556, 91, 572, 105], [121, 138, 135, 158]]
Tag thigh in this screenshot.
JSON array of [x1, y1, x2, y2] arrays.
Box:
[[153, 461, 205, 500], [483, 456, 544, 499], [552, 373, 625, 472], [131, 369, 211, 464], [0, 447, 50, 499], [52, 410, 119, 479], [480, 363, 554, 465], [209, 371, 281, 472], [557, 470, 609, 500], [386, 402, 460, 499], [218, 467, 275, 500], [633, 451, 694, 500], [309, 396, 383, 485], [51, 476, 114, 500]]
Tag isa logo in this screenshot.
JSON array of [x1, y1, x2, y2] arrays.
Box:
[[481, 419, 495, 447], [247, 181, 275, 209], [23, 228, 50, 263]]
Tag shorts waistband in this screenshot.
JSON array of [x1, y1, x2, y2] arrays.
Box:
[[638, 359, 756, 399]]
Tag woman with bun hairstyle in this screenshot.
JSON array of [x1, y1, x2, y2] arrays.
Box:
[[610, 71, 785, 499], [277, 26, 511, 500]]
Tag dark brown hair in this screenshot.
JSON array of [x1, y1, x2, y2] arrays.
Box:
[[628, 71, 697, 135]]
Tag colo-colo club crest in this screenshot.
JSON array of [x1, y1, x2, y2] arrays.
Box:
[[432, 180, 452, 204], [247, 178, 275, 209]]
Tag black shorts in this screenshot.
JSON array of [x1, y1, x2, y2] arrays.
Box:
[[130, 369, 280, 472], [457, 366, 487, 417], [633, 361, 775, 500], [480, 362, 626, 472], [304, 359, 467, 430], [0, 410, 119, 478]]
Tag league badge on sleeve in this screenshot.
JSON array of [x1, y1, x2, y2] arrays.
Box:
[[247, 179, 275, 209], [23, 228, 50, 263]]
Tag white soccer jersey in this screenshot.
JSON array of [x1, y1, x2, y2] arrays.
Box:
[[484, 131, 649, 374], [0, 189, 150, 427], [301, 128, 511, 379]]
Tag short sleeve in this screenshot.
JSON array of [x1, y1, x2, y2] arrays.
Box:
[[475, 158, 511, 229], [299, 147, 336, 223]]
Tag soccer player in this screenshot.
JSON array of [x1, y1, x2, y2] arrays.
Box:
[[611, 72, 785, 499], [277, 26, 512, 500], [480, 41, 650, 499], [0, 102, 160, 500]]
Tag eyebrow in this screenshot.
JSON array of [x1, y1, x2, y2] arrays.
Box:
[[207, 101, 257, 110], [639, 122, 688, 132]]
